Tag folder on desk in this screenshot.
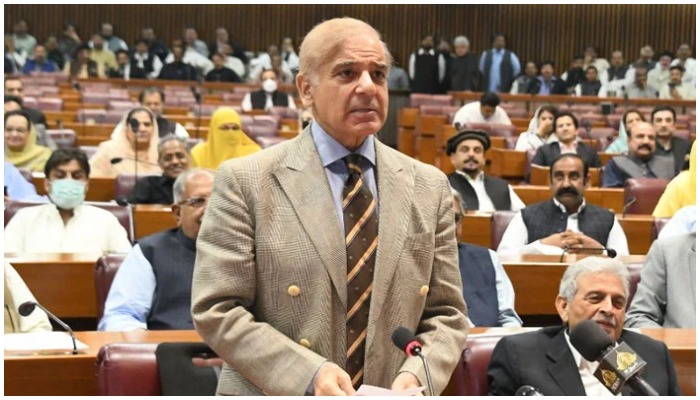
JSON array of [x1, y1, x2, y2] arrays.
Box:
[[4, 332, 88, 356]]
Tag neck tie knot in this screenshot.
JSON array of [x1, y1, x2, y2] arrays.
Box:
[[344, 154, 364, 176]]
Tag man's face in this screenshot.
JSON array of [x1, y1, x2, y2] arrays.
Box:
[[450, 139, 485, 175], [158, 140, 189, 179], [216, 28, 228, 42], [652, 110, 675, 140], [584, 48, 596, 60], [554, 115, 577, 144], [4, 79, 23, 98], [221, 44, 232, 56], [33, 46, 46, 62], [282, 38, 294, 52], [634, 69, 647, 85], [610, 51, 624, 67], [571, 58, 583, 69], [556, 272, 626, 341], [677, 44, 690, 60], [585, 68, 598, 82], [4, 114, 30, 152], [659, 55, 671, 69], [541, 64, 553, 79], [14, 21, 27, 35], [261, 70, 277, 82], [46, 36, 59, 50], [525, 62, 538, 77], [141, 92, 164, 116], [492, 35, 505, 50], [136, 42, 148, 54], [420, 35, 434, 49], [173, 47, 184, 62], [44, 159, 89, 196], [173, 173, 214, 240], [212, 54, 224, 69], [454, 44, 468, 57], [640, 46, 653, 60], [184, 29, 197, 44], [480, 105, 496, 119], [271, 55, 283, 70], [101, 24, 114, 37], [297, 34, 389, 148], [669, 69, 683, 85], [549, 156, 586, 210], [142, 28, 154, 41], [92, 35, 104, 50], [117, 52, 129, 66], [125, 110, 154, 145], [628, 122, 656, 160]]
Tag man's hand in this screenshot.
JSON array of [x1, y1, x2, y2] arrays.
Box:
[[671, 87, 682, 100], [314, 362, 355, 396], [566, 232, 604, 253], [391, 372, 423, 395]]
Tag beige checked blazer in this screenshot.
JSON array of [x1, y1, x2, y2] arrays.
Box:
[[191, 128, 469, 395]]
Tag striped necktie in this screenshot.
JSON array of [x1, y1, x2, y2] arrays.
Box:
[[342, 153, 378, 389]]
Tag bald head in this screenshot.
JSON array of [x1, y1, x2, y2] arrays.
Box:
[[298, 17, 392, 84]]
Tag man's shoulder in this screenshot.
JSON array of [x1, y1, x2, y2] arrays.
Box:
[[522, 199, 553, 213], [620, 329, 666, 350], [377, 141, 444, 181], [499, 326, 563, 347], [137, 227, 178, 247], [483, 173, 511, 186], [11, 203, 52, 220], [583, 202, 615, 217]]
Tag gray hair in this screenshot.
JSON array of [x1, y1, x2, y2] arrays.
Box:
[[559, 257, 630, 302], [157, 134, 187, 155], [173, 168, 215, 204], [451, 188, 465, 216], [453, 35, 470, 48]]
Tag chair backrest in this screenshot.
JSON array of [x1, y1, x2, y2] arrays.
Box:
[[86, 202, 134, 242], [114, 173, 159, 200], [4, 201, 44, 227], [79, 145, 99, 159], [626, 262, 644, 310], [17, 168, 33, 183], [94, 254, 127, 320], [104, 110, 125, 124], [77, 109, 107, 124], [651, 217, 670, 240], [97, 343, 161, 396], [46, 129, 76, 149], [155, 342, 220, 396], [491, 210, 517, 249], [623, 178, 670, 215], [36, 97, 64, 111], [255, 136, 287, 148], [245, 125, 278, 138], [452, 336, 503, 395]]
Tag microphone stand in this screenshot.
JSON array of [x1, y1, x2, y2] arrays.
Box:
[[415, 351, 435, 396], [191, 78, 203, 141]]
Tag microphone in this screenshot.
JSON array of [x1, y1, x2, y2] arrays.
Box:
[[114, 197, 136, 242], [128, 117, 140, 133], [18, 301, 79, 355], [582, 120, 593, 145], [570, 320, 659, 396], [392, 327, 434, 396], [515, 385, 544, 396], [559, 246, 617, 262], [191, 80, 203, 141], [73, 81, 86, 138], [454, 121, 462, 130], [109, 157, 160, 167], [622, 197, 637, 218]]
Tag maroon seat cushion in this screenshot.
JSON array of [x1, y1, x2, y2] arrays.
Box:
[[97, 343, 161, 396]]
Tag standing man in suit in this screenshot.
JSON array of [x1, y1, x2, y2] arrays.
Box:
[[479, 33, 521, 93], [531, 112, 601, 170], [191, 17, 469, 396], [488, 257, 682, 395]]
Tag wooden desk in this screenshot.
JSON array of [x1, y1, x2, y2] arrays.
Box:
[[513, 186, 624, 213], [134, 205, 177, 239], [460, 212, 492, 248], [33, 175, 116, 202]]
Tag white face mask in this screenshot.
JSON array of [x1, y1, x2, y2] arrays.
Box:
[[262, 78, 278, 93]]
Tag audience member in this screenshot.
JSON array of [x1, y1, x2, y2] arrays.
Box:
[[652, 105, 692, 172], [4, 110, 51, 173], [100, 168, 215, 331], [138, 88, 189, 138], [453, 92, 512, 126], [562, 54, 585, 94], [479, 33, 521, 93], [44, 35, 64, 69], [140, 27, 169, 62], [488, 257, 681, 395], [89, 33, 117, 72], [108, 49, 145, 80], [89, 107, 163, 177], [280, 36, 299, 71], [574, 66, 604, 97], [671, 43, 695, 85], [646, 50, 673, 93], [602, 122, 675, 187], [3, 160, 46, 202], [447, 129, 525, 212], [163, 40, 213, 78], [625, 231, 696, 329], [183, 26, 209, 57], [58, 23, 81, 63], [387, 57, 410, 91], [4, 33, 27, 73], [158, 44, 198, 81], [270, 53, 294, 84], [131, 39, 163, 79], [11, 19, 37, 55], [657, 205, 696, 239], [4, 77, 48, 126], [408, 33, 446, 94], [4, 261, 52, 334], [127, 135, 190, 205], [5, 148, 132, 253], [241, 69, 296, 112], [99, 22, 128, 53], [633, 45, 657, 72], [601, 50, 630, 94], [4, 96, 55, 150], [205, 52, 242, 82], [528, 61, 567, 95], [515, 105, 558, 152], [64, 43, 104, 78], [658, 65, 695, 100], [449, 35, 480, 91], [531, 112, 601, 169], [623, 67, 657, 99], [190, 107, 261, 169], [220, 43, 246, 79], [21, 45, 58, 74], [208, 27, 233, 59], [604, 108, 644, 154], [249, 45, 292, 82], [582, 45, 610, 75], [209, 27, 249, 64], [653, 142, 695, 217], [509, 61, 537, 94], [452, 190, 522, 327], [498, 154, 629, 257]]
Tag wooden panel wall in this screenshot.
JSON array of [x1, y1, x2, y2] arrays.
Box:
[[5, 4, 695, 75]]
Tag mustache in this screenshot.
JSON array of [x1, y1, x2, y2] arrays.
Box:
[[593, 314, 617, 328], [556, 186, 579, 196], [462, 157, 478, 164], [638, 144, 652, 151]]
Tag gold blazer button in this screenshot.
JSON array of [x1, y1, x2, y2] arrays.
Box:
[[419, 285, 430, 296], [299, 338, 311, 348], [287, 285, 301, 297]]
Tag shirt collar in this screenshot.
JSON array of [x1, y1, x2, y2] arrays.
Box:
[[552, 197, 586, 214], [456, 169, 484, 182], [310, 121, 376, 168], [418, 48, 435, 56], [176, 227, 197, 251], [563, 329, 599, 371]]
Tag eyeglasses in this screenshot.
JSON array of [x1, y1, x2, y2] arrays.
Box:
[[178, 196, 209, 208]]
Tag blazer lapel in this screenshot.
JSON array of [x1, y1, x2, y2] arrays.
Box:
[[546, 329, 587, 396], [273, 129, 347, 306]]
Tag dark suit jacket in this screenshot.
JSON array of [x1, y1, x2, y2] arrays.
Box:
[[488, 326, 682, 396], [531, 141, 602, 170], [527, 77, 568, 95], [655, 136, 692, 172]]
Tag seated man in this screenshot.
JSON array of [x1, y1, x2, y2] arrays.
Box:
[[498, 154, 629, 257], [453, 190, 521, 327], [603, 122, 676, 187], [625, 232, 695, 329], [488, 257, 682, 395], [205, 52, 242, 83], [652, 105, 692, 172], [4, 160, 46, 202], [21, 44, 58, 74], [574, 66, 604, 97], [658, 65, 695, 100], [127, 134, 190, 205], [100, 168, 214, 331], [531, 112, 601, 170], [4, 77, 47, 127], [446, 129, 525, 212], [4, 149, 132, 253], [138, 88, 189, 138], [452, 91, 512, 127], [241, 68, 297, 112], [653, 142, 695, 218]]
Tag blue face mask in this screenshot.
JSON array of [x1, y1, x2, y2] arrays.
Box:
[[49, 179, 86, 210]]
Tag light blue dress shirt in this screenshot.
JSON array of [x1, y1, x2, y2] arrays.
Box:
[[479, 49, 521, 92], [487, 249, 523, 327], [658, 205, 696, 239], [4, 161, 47, 202]]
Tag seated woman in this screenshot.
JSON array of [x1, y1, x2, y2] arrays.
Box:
[[514, 105, 558, 152], [531, 111, 601, 169], [63, 43, 104, 79], [4, 261, 52, 333], [605, 109, 645, 154], [4, 110, 52, 173], [190, 107, 261, 170], [89, 107, 163, 178]]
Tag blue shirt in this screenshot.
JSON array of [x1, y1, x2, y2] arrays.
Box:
[[658, 205, 697, 239], [485, 248, 522, 327], [311, 121, 378, 225], [22, 59, 58, 74], [479, 49, 521, 92], [4, 161, 47, 202]]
